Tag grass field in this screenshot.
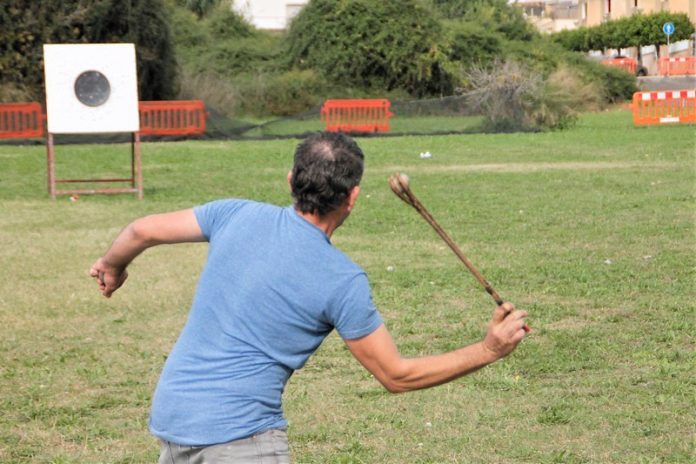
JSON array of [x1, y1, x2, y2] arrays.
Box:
[[0, 109, 694, 463]]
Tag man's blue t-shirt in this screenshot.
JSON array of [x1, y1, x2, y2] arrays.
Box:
[[149, 199, 383, 446]]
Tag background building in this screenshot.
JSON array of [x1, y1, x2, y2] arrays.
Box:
[[515, 0, 696, 29], [232, 0, 309, 30], [579, 0, 695, 26]]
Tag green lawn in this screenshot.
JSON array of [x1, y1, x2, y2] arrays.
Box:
[[0, 110, 694, 463]]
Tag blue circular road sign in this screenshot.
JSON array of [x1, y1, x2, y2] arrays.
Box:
[[663, 22, 675, 36]]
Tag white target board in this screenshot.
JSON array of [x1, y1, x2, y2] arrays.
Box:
[[44, 43, 140, 134]]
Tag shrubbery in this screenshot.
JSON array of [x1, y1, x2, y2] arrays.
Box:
[[446, 22, 504, 67], [170, 3, 326, 116], [286, 0, 453, 96], [433, 0, 537, 41], [0, 0, 641, 126]]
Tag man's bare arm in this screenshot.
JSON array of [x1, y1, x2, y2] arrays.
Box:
[[90, 209, 205, 297], [345, 303, 528, 393]]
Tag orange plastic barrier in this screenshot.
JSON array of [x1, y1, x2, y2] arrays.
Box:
[[321, 99, 394, 133], [0, 102, 45, 139], [139, 100, 206, 136], [658, 57, 696, 76], [632, 90, 696, 126], [601, 57, 637, 75]]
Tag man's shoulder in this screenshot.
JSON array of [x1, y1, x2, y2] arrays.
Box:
[[198, 198, 280, 216]]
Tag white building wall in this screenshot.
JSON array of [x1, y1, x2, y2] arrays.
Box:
[[232, 0, 309, 30]]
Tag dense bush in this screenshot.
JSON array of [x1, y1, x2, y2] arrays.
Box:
[[176, 0, 220, 18], [432, 0, 537, 41], [170, 3, 296, 115], [0, 0, 178, 102], [173, 4, 284, 74], [287, 0, 453, 97], [560, 52, 637, 103], [236, 69, 327, 116], [447, 22, 504, 66]]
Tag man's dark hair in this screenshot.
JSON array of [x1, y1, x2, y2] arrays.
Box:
[[291, 132, 364, 216]]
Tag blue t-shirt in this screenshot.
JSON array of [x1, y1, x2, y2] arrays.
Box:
[[149, 200, 383, 446]]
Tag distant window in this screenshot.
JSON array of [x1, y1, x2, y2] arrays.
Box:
[[582, 2, 587, 19]]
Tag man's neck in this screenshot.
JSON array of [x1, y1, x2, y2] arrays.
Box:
[[295, 208, 344, 238]]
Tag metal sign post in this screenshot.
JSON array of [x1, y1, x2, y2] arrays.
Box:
[[663, 22, 675, 58]]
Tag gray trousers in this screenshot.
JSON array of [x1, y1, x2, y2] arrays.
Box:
[[158, 429, 290, 464]]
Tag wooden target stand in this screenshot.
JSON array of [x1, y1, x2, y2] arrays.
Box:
[[43, 43, 143, 200], [46, 132, 143, 200]]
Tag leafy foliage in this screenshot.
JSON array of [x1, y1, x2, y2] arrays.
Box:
[[177, 0, 220, 18], [286, 0, 453, 97], [0, 0, 178, 102], [171, 4, 282, 76], [432, 0, 537, 41], [446, 22, 504, 66]]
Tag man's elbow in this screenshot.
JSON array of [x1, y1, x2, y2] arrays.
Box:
[[381, 380, 410, 394], [378, 363, 415, 394], [129, 218, 157, 246]]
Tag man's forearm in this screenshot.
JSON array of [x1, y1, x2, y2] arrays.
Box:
[[386, 341, 499, 393], [101, 220, 153, 270]]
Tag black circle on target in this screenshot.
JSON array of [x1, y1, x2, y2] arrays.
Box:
[[74, 70, 111, 107]]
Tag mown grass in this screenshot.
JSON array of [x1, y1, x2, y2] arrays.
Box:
[[0, 109, 694, 463]]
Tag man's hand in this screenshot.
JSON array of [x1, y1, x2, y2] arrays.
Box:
[[482, 303, 529, 360], [90, 258, 128, 298]]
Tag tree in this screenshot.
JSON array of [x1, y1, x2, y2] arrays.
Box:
[[0, 0, 178, 102], [552, 12, 694, 55], [179, 0, 220, 19], [85, 0, 178, 100]]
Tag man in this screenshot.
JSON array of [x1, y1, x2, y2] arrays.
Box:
[[90, 132, 529, 463]]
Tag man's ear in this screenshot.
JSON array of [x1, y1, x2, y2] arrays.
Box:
[[346, 185, 361, 212], [287, 170, 293, 190]]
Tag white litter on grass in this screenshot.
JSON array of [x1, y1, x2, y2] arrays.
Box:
[[419, 151, 432, 159], [387, 266, 395, 272], [643, 255, 653, 260], [425, 422, 432, 428], [604, 259, 613, 265]]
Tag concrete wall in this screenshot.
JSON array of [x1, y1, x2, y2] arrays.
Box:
[[583, 0, 604, 26], [669, 0, 696, 19]]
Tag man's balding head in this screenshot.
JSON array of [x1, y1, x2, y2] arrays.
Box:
[[291, 132, 364, 216]]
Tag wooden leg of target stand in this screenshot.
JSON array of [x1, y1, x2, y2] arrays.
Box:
[[132, 132, 143, 199], [47, 133, 56, 200]]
